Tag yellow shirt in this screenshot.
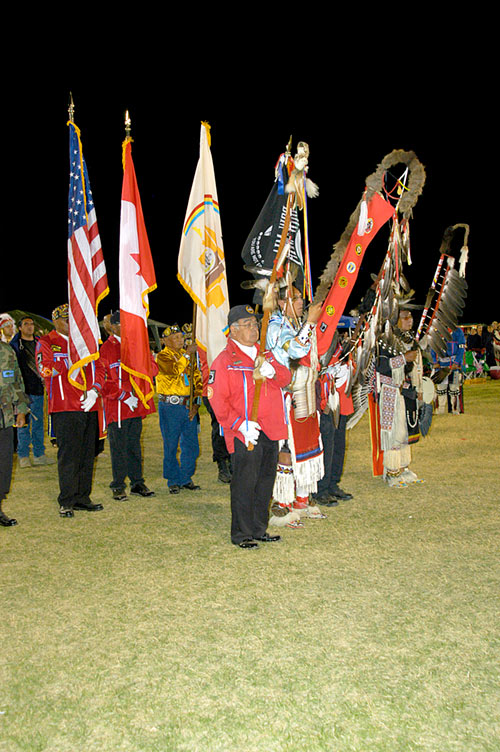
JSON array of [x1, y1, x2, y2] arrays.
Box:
[[155, 346, 202, 398]]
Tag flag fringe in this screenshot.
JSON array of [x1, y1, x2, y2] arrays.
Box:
[[141, 283, 157, 322], [121, 363, 155, 410], [177, 274, 207, 315], [68, 351, 101, 391], [201, 121, 211, 147], [67, 120, 89, 226], [122, 137, 134, 171]]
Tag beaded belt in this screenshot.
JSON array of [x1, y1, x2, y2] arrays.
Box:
[[158, 394, 190, 406]]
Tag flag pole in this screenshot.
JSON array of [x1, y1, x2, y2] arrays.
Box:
[[68, 91, 75, 122], [189, 299, 197, 412], [119, 109, 133, 427], [124, 109, 131, 140], [67, 91, 87, 397]]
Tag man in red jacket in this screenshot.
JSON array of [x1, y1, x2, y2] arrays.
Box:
[[208, 305, 291, 549], [36, 304, 104, 517], [98, 311, 158, 501]]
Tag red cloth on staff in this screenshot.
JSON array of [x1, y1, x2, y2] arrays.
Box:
[[315, 193, 394, 358]]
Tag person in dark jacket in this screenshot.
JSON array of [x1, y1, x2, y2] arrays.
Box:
[[10, 316, 55, 467]]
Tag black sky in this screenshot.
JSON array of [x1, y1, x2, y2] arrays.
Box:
[[4, 40, 493, 328]]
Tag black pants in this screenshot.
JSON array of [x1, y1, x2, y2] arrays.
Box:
[[203, 397, 230, 463], [0, 426, 14, 501], [107, 417, 144, 490], [230, 432, 278, 544], [51, 411, 98, 508], [317, 412, 347, 497]]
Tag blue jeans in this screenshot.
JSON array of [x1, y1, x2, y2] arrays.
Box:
[[17, 394, 46, 458], [158, 401, 199, 487]]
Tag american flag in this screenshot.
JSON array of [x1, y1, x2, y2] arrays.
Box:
[[67, 121, 109, 389]]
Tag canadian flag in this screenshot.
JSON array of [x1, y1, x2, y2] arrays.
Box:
[[119, 138, 157, 408]]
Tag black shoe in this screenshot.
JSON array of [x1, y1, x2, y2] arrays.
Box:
[[253, 533, 281, 543], [169, 485, 181, 494], [59, 506, 74, 517], [130, 483, 155, 497], [0, 512, 17, 526], [236, 539, 259, 549], [217, 460, 231, 484], [112, 488, 128, 501], [73, 502, 104, 511], [329, 487, 353, 501], [181, 482, 201, 491], [314, 495, 339, 507]]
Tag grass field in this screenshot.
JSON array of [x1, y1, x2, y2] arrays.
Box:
[[1, 381, 499, 751]]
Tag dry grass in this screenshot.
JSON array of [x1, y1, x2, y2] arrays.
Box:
[[1, 382, 499, 751]]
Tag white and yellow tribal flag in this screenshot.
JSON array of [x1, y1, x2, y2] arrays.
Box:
[[178, 122, 230, 369]]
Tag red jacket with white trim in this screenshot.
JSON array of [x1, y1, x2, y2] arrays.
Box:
[[208, 338, 291, 453], [98, 335, 158, 424], [36, 330, 103, 413]]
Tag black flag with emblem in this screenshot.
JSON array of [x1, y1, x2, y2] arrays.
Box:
[[241, 159, 304, 304]]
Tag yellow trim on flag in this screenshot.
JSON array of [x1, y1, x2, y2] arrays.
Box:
[[67, 120, 89, 227], [67, 351, 101, 392], [95, 285, 110, 343], [201, 121, 211, 147], [122, 137, 133, 171], [120, 364, 155, 410], [141, 283, 157, 321], [177, 274, 207, 315]]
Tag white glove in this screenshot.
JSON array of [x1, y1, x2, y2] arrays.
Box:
[[259, 360, 276, 379], [326, 363, 341, 378], [80, 389, 98, 412], [334, 364, 349, 389], [124, 393, 139, 411], [326, 363, 348, 389], [238, 419, 261, 447]]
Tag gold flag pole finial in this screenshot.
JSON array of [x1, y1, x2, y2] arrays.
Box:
[[123, 111, 133, 170], [285, 135, 293, 158], [68, 92, 75, 122], [125, 110, 132, 140]]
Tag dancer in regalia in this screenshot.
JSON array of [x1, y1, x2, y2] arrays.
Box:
[[375, 306, 424, 487], [431, 326, 466, 414], [266, 284, 326, 523]]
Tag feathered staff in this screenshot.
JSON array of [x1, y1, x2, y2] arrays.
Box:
[[416, 224, 469, 353], [241, 139, 319, 450], [315, 150, 428, 431], [312, 150, 425, 374], [314, 149, 425, 306]]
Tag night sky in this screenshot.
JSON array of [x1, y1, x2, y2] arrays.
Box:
[[5, 49, 492, 329]]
